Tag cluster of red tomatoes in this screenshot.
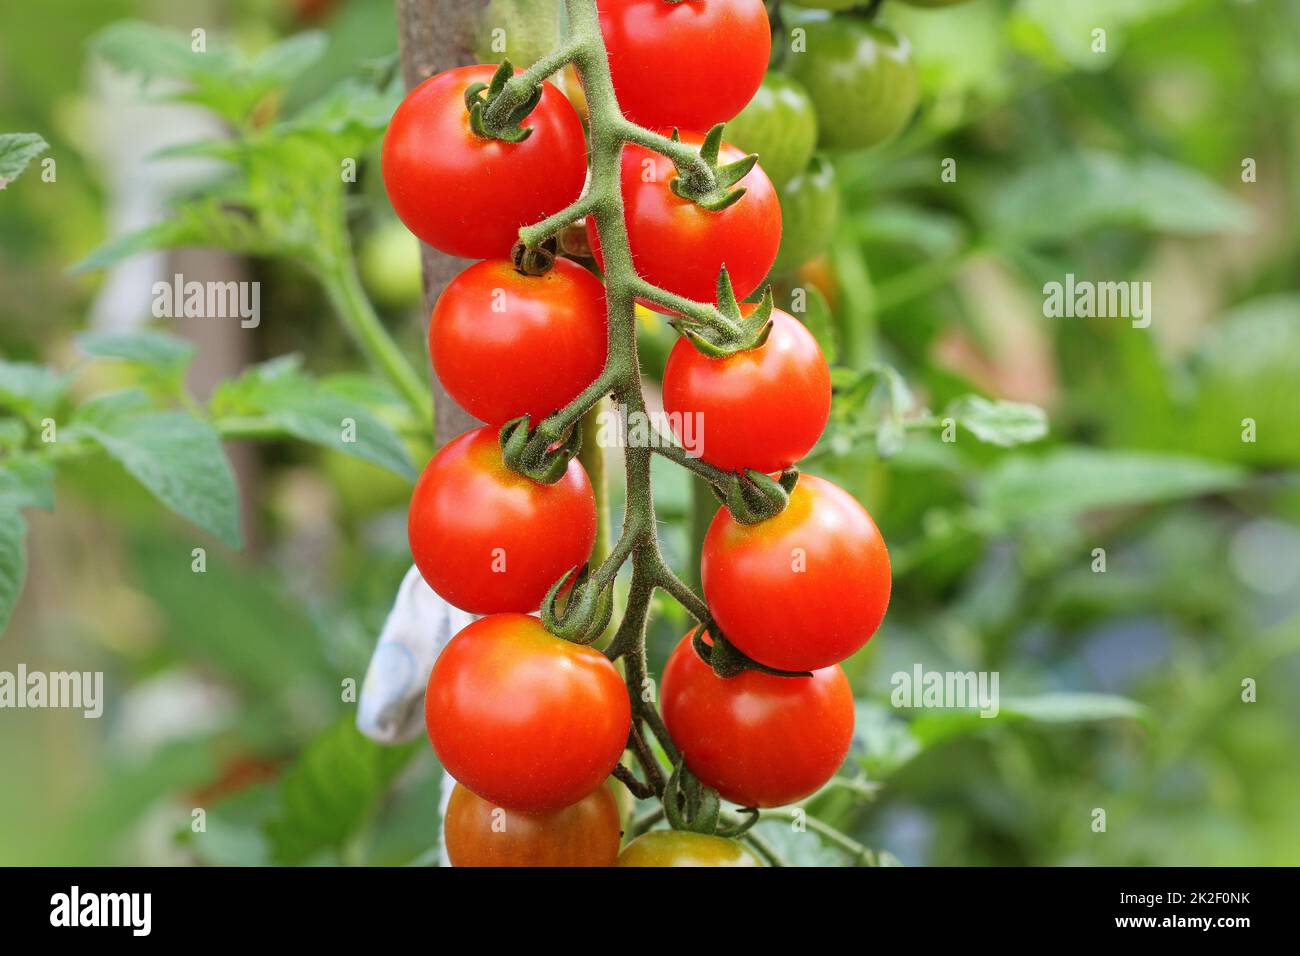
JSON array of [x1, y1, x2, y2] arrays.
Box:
[[380, 0, 899, 867]]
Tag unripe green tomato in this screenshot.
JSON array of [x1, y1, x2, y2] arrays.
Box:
[[787, 19, 919, 151], [722, 73, 818, 188], [774, 155, 839, 273], [617, 831, 764, 867], [359, 219, 423, 307]]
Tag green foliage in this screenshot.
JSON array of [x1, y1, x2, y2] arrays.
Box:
[[980, 449, 1244, 526], [944, 395, 1048, 448], [265, 719, 419, 865], [91, 22, 328, 126], [72, 391, 243, 549], [212, 356, 417, 480], [0, 133, 48, 188], [0, 511, 27, 635], [989, 150, 1253, 244], [0, 359, 68, 422]]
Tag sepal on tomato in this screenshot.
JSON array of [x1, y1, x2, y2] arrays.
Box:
[[499, 414, 583, 484], [710, 466, 799, 524], [689, 622, 812, 680], [541, 564, 614, 646], [669, 124, 759, 212], [465, 60, 543, 143], [664, 758, 722, 834], [670, 267, 774, 357]]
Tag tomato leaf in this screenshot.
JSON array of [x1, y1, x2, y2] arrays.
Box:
[[74, 393, 243, 548], [981, 448, 1245, 526], [0, 511, 29, 636], [989, 150, 1252, 243], [265, 718, 419, 865], [91, 22, 326, 125], [70, 200, 272, 273], [77, 330, 197, 395], [0, 133, 49, 189], [853, 701, 923, 780], [212, 358, 417, 481], [0, 457, 55, 513], [0, 359, 69, 421], [945, 395, 1048, 448]]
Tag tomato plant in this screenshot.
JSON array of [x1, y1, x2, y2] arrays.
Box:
[[443, 782, 623, 867], [425, 614, 631, 812], [662, 306, 831, 473], [382, 65, 588, 258], [702, 474, 891, 671], [617, 830, 763, 867], [598, 0, 771, 131], [378, 0, 937, 867], [586, 130, 781, 307], [661, 634, 855, 807], [431, 258, 608, 426], [407, 426, 597, 614]]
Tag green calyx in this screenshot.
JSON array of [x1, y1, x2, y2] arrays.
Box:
[[664, 758, 759, 837], [465, 60, 542, 143], [498, 414, 582, 484], [672, 267, 774, 357], [711, 466, 800, 525], [541, 564, 614, 645], [669, 124, 758, 212], [690, 622, 812, 680]]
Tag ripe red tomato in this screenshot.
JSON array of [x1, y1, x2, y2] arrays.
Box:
[[586, 130, 780, 307], [431, 259, 608, 427], [702, 474, 890, 671], [617, 830, 763, 867], [661, 634, 854, 807], [444, 782, 623, 867], [408, 426, 596, 614], [426, 613, 631, 812], [662, 307, 829, 473], [382, 65, 588, 259], [598, 0, 771, 130]]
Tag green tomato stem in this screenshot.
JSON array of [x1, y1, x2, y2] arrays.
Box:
[[317, 255, 433, 430]]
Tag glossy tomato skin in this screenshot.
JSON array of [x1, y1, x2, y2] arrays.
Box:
[[407, 427, 596, 614], [662, 307, 830, 473], [444, 782, 623, 867], [431, 259, 608, 427], [617, 830, 763, 867], [426, 614, 631, 812], [382, 65, 587, 259], [702, 474, 890, 671], [586, 131, 780, 307], [661, 635, 854, 807], [598, 0, 770, 130]]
